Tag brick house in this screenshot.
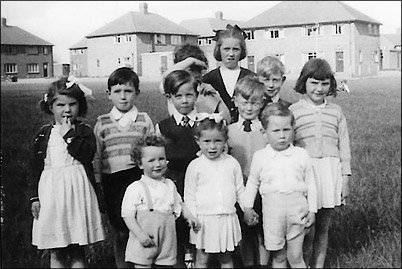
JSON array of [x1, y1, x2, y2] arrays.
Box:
[[76, 2, 198, 77], [1, 17, 53, 79], [69, 38, 88, 77], [180, 1, 382, 78]]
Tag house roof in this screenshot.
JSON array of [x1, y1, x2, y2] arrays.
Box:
[[180, 15, 244, 37], [1, 18, 53, 46], [69, 38, 87, 50], [382, 34, 401, 46], [86, 11, 198, 38], [242, 1, 381, 29]]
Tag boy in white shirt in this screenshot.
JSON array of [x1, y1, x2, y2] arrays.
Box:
[[244, 102, 317, 268]]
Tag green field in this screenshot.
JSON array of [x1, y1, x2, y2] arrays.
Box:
[[1, 74, 401, 268]]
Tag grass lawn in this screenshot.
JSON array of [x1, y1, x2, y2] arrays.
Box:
[[1, 74, 401, 268]]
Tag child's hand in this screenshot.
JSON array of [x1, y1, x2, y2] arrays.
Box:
[[60, 116, 73, 137], [305, 211, 315, 228], [187, 217, 201, 232], [199, 83, 217, 96], [243, 207, 259, 226], [341, 175, 351, 205], [31, 201, 40, 219], [138, 232, 155, 248]]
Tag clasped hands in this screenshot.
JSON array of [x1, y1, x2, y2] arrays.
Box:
[[243, 207, 260, 226]]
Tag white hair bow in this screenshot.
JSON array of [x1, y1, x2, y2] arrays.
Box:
[[195, 112, 225, 125], [66, 75, 94, 98]]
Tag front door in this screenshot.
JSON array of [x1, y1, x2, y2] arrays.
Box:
[[43, 63, 48, 77]]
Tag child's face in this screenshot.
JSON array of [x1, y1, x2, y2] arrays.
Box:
[[305, 78, 330, 105], [50, 94, 79, 125], [108, 83, 138, 113], [168, 82, 197, 115], [234, 95, 263, 121], [258, 73, 284, 99], [263, 115, 293, 152], [139, 146, 167, 180], [220, 37, 242, 70], [196, 128, 226, 160]]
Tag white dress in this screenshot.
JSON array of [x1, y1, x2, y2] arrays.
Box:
[[32, 126, 105, 249]]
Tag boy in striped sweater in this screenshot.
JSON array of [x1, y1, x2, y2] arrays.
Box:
[[93, 67, 154, 268]]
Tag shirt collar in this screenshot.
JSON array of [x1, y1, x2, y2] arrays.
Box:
[[141, 174, 167, 186], [110, 106, 138, 121], [271, 95, 280, 103], [236, 116, 263, 131], [266, 143, 295, 158], [172, 109, 197, 126]]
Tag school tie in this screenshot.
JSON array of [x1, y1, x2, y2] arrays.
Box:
[[181, 116, 190, 127], [243, 120, 252, 132]]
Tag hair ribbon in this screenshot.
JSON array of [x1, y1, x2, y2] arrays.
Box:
[[66, 75, 94, 98], [195, 112, 225, 125]]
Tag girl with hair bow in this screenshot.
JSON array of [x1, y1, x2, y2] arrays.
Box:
[[184, 113, 258, 268], [29, 76, 105, 267], [203, 24, 255, 124]]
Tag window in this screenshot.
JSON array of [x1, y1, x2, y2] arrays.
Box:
[[244, 30, 254, 40], [333, 24, 343, 35], [4, 64, 17, 74], [171, 35, 181, 45], [359, 51, 363, 63], [154, 34, 166, 45], [27, 46, 39, 55], [43, 47, 49, 54], [73, 64, 79, 71], [96, 59, 100, 68], [198, 39, 203, 46], [368, 24, 372, 35], [117, 58, 121, 64], [71, 49, 77, 55], [27, 63, 39, 73], [125, 34, 133, 42], [78, 49, 84, 54], [265, 28, 283, 39], [115, 35, 122, 43], [207, 38, 213, 45], [5, 46, 17, 54], [308, 52, 317, 60], [304, 25, 321, 36]]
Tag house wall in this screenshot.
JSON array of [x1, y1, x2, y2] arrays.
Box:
[[142, 51, 174, 79], [70, 49, 88, 77], [86, 34, 198, 77], [197, 22, 380, 79], [1, 45, 53, 78]]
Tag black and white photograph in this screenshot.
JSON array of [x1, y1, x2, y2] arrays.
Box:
[[1, 1, 401, 268]]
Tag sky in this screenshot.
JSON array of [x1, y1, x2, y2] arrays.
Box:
[[1, 1, 401, 63]]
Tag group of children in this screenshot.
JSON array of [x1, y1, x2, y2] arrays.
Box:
[[29, 24, 351, 269]]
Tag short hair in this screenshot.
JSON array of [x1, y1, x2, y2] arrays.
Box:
[[107, 67, 140, 94], [213, 24, 247, 62], [294, 58, 337, 97], [233, 75, 265, 101], [193, 117, 228, 141], [174, 43, 208, 74], [260, 102, 295, 130], [131, 134, 166, 166], [39, 76, 88, 116], [163, 69, 198, 96], [257, 56, 286, 78]]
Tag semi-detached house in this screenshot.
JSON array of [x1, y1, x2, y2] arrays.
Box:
[[181, 1, 382, 78], [70, 2, 198, 78]]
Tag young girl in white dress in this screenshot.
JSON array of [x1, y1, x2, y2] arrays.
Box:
[[184, 113, 257, 268], [29, 77, 105, 267]]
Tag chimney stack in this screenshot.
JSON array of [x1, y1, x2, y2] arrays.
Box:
[[140, 3, 148, 14], [215, 11, 223, 20]]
